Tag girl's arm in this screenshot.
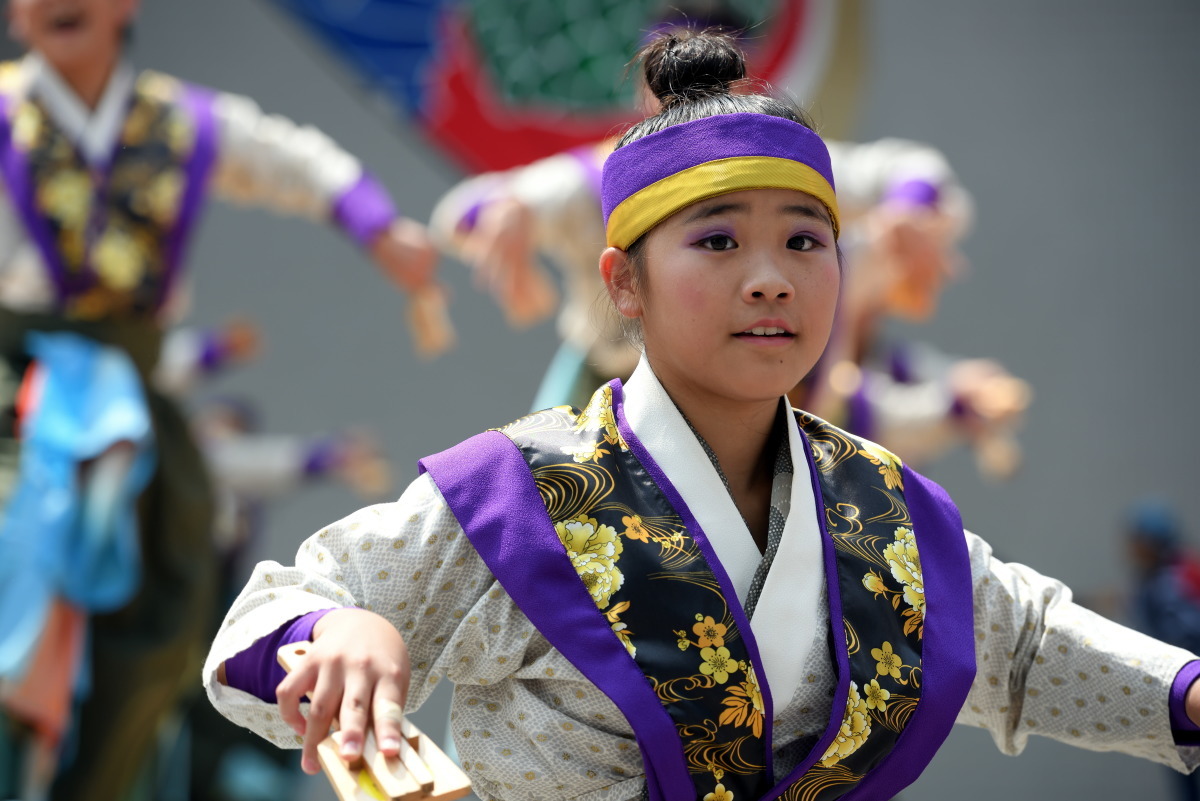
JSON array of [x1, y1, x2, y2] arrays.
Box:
[[207, 91, 439, 298], [955, 530, 1200, 772], [203, 473, 495, 761]]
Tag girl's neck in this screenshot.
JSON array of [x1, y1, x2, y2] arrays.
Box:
[[45, 50, 121, 110], [662, 376, 781, 551]]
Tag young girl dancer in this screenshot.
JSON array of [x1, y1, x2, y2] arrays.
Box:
[[206, 30, 1200, 801]]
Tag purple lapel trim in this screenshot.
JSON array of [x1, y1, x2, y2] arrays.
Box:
[[759, 424, 854, 799], [609, 379, 780, 783], [837, 466, 975, 800], [159, 82, 217, 308], [418, 428, 692, 801], [0, 93, 71, 304]]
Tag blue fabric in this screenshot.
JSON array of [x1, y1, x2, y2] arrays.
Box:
[[530, 340, 588, 411], [267, 0, 443, 115], [0, 332, 156, 680]]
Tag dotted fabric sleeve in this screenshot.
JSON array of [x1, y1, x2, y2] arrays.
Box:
[[956, 530, 1200, 772], [203, 473, 491, 747]]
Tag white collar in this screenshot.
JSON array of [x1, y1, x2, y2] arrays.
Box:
[[620, 355, 826, 709], [622, 356, 764, 601], [22, 52, 136, 167]]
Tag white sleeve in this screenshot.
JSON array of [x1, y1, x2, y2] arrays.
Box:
[[861, 366, 961, 467], [428, 152, 597, 258], [201, 434, 310, 498], [208, 90, 364, 221], [502, 153, 599, 247], [202, 472, 497, 746], [153, 327, 208, 397], [956, 530, 1200, 772]]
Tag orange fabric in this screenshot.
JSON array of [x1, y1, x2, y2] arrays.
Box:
[[1, 597, 86, 746], [12, 359, 44, 437]]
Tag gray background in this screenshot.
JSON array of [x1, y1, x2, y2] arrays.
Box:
[[43, 1, 1198, 798]]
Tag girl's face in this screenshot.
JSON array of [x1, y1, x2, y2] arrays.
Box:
[[9, 0, 136, 73], [605, 187, 840, 411]]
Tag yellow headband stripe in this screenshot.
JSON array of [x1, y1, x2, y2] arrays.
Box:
[[605, 156, 840, 249]]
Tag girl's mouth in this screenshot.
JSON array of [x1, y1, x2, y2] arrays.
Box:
[[736, 326, 794, 338]]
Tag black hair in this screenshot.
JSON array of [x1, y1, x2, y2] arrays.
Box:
[[616, 27, 815, 150]]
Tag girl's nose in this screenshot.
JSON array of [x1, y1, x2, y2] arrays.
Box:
[[744, 255, 794, 301]]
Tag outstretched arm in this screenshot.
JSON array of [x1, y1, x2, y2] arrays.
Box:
[[208, 91, 453, 356]]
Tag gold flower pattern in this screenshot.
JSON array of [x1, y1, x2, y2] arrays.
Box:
[[872, 641, 901, 680], [698, 646, 737, 684], [883, 527, 925, 637], [621, 514, 650, 543], [818, 681, 871, 768], [573, 384, 628, 451], [857, 440, 903, 490], [554, 514, 623, 609], [693, 615, 727, 648], [719, 665, 765, 737], [864, 679, 890, 712]]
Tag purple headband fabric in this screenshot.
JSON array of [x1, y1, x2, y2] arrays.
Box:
[[601, 113, 836, 226]]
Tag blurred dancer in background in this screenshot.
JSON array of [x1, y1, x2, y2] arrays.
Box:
[[795, 138, 1032, 478], [0, 1, 447, 799]]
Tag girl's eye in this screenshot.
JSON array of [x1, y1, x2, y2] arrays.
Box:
[[788, 234, 819, 251], [697, 234, 737, 251]]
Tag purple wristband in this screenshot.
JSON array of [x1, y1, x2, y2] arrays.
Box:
[[223, 609, 332, 703], [198, 330, 226, 372], [303, 437, 343, 477], [1170, 659, 1200, 745], [332, 172, 398, 248]]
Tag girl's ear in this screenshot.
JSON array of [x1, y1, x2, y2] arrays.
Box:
[[599, 247, 642, 319]]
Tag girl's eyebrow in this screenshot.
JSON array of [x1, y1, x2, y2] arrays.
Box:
[[781, 204, 833, 227], [684, 201, 745, 223], [683, 200, 833, 227]]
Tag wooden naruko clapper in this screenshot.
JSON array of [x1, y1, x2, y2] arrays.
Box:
[[277, 641, 473, 801]]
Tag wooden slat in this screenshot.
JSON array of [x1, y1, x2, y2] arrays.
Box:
[[362, 728, 424, 801], [411, 729, 473, 801], [317, 735, 387, 801]]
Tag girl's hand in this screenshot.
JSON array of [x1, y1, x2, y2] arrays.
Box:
[[275, 608, 411, 775]]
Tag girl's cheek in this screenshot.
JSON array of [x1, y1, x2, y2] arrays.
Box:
[[673, 285, 712, 315]]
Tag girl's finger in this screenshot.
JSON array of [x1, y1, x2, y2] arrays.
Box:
[[335, 671, 373, 763], [275, 665, 315, 736], [301, 660, 344, 775], [372, 691, 406, 757]]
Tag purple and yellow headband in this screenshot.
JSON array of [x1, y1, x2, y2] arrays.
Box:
[[601, 112, 840, 249]]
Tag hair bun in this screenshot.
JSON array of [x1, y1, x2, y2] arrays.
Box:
[[641, 28, 746, 108]]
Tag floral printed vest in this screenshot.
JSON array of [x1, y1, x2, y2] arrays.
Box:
[[0, 64, 218, 319], [420, 381, 975, 801]]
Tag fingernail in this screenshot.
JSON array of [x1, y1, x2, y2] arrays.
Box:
[[342, 740, 362, 759], [380, 736, 401, 751], [302, 758, 316, 774]]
